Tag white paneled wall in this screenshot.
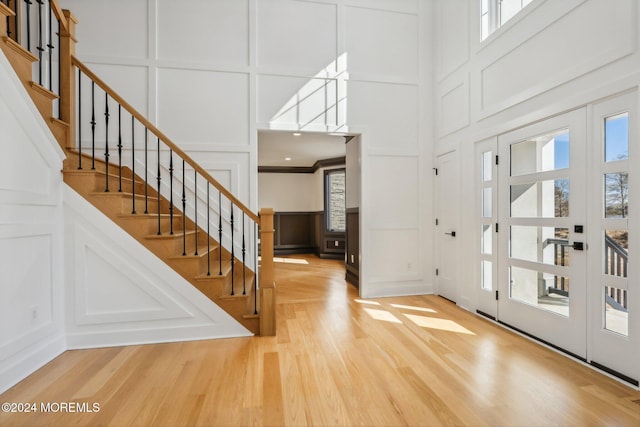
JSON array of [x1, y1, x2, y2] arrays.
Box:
[[0, 50, 66, 394], [63, 187, 252, 349], [61, 0, 433, 298], [434, 0, 640, 310]]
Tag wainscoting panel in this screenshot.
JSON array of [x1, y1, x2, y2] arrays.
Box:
[[345, 5, 418, 84], [0, 47, 67, 394], [66, 0, 149, 60], [348, 81, 419, 153], [346, 207, 359, 287], [156, 68, 249, 145], [438, 73, 470, 137], [64, 186, 252, 349], [435, 0, 469, 81], [256, 0, 337, 75], [157, 0, 249, 67]]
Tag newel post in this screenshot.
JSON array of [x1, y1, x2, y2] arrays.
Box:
[[259, 208, 276, 336], [59, 9, 78, 148]]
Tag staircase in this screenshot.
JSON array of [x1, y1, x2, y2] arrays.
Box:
[[0, 0, 276, 336]]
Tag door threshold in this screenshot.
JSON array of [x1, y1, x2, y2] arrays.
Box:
[[590, 361, 639, 387], [497, 320, 587, 363], [476, 309, 496, 321]]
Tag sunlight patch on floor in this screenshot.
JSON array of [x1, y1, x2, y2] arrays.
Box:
[[390, 303, 437, 313], [363, 308, 402, 324], [403, 313, 476, 335], [259, 256, 309, 265], [355, 299, 381, 306]]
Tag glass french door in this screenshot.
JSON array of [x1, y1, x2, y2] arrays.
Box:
[[477, 95, 639, 385], [476, 138, 498, 319], [587, 93, 639, 385], [497, 109, 588, 358]]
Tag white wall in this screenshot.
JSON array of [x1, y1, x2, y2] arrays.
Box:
[[433, 0, 640, 310], [61, 0, 433, 298], [0, 50, 66, 394], [258, 172, 322, 212]]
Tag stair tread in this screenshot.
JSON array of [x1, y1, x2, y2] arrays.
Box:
[[168, 245, 220, 260], [117, 213, 183, 219]]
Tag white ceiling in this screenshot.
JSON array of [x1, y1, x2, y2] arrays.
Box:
[[258, 130, 347, 167]]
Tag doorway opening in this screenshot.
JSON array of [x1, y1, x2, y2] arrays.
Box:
[[257, 130, 360, 288]]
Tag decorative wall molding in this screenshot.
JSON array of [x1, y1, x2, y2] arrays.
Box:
[[63, 186, 252, 349]]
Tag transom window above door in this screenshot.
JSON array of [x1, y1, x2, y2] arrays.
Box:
[[481, 0, 535, 40]]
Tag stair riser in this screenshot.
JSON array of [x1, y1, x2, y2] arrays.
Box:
[[145, 232, 206, 259], [169, 253, 223, 279], [88, 194, 161, 217], [118, 216, 186, 238], [64, 173, 147, 198]]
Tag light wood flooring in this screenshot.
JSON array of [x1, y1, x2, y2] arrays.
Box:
[[1, 254, 639, 426]]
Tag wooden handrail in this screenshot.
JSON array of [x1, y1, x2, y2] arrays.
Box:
[[50, 0, 68, 33], [72, 56, 259, 224]]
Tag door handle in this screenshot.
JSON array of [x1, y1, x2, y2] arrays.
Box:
[[445, 231, 456, 237], [558, 241, 584, 250]]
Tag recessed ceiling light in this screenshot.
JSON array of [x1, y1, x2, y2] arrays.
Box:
[[285, 157, 292, 161], [293, 132, 301, 136]]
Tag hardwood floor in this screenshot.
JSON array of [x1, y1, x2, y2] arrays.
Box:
[[1, 254, 639, 426]]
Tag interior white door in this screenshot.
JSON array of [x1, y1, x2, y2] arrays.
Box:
[[498, 109, 588, 359], [436, 150, 460, 303], [587, 92, 639, 385]]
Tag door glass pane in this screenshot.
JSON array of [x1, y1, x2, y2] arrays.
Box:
[[511, 226, 569, 266], [604, 230, 628, 277], [605, 113, 629, 162], [510, 129, 569, 176], [481, 224, 492, 254], [510, 266, 569, 317], [483, 188, 492, 217], [511, 179, 569, 217], [604, 286, 628, 336], [482, 260, 493, 290], [604, 173, 629, 218], [482, 151, 492, 181]]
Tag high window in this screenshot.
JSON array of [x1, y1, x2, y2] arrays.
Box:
[[325, 169, 346, 232], [481, 0, 534, 40]]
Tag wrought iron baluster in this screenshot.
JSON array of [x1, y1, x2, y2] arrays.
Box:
[[25, 0, 31, 51], [230, 204, 235, 296], [156, 137, 161, 235], [131, 116, 136, 214], [242, 212, 246, 295], [5, 0, 11, 39], [35, 0, 42, 84], [56, 10, 60, 119], [47, 1, 52, 92], [144, 128, 148, 214], [194, 172, 198, 256], [218, 191, 222, 276], [182, 160, 186, 255], [77, 68, 81, 169], [90, 81, 95, 169], [169, 149, 174, 234], [207, 183, 211, 276], [104, 93, 110, 192], [117, 104, 122, 192]]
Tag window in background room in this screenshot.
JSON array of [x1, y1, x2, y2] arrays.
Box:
[[325, 169, 346, 232]]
